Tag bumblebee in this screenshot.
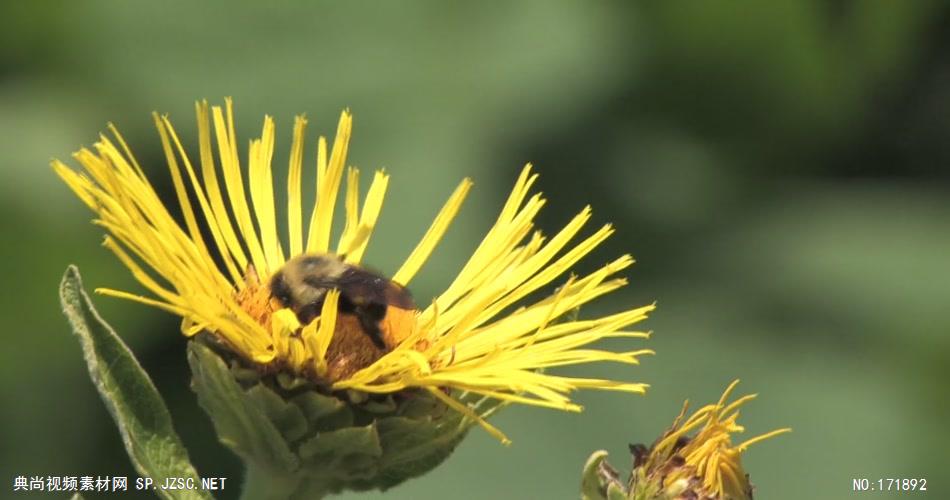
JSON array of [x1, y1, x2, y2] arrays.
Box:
[[269, 253, 415, 349]]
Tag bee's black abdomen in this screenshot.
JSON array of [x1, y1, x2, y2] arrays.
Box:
[[362, 302, 387, 320], [384, 283, 415, 310]]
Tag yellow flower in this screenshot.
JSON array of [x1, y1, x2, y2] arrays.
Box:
[[54, 99, 654, 444], [642, 380, 791, 499]]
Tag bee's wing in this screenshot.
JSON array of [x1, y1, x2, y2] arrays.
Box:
[[333, 268, 415, 310]]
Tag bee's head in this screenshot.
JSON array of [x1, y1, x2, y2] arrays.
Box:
[[269, 268, 295, 307]]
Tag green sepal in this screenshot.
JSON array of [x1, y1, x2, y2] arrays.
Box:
[[291, 391, 353, 431], [607, 482, 628, 500], [246, 385, 309, 443], [187, 340, 497, 498], [581, 448, 704, 500], [58, 266, 210, 500], [296, 424, 381, 466], [366, 413, 470, 490], [581, 450, 611, 500], [188, 341, 300, 473]]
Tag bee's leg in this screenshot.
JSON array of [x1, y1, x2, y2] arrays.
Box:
[[296, 301, 323, 326], [338, 295, 387, 349], [355, 303, 388, 349]]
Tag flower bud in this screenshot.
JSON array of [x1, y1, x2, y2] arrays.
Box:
[[581, 381, 790, 500]]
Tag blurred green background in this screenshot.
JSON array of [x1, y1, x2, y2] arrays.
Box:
[[2, 1, 948, 498]]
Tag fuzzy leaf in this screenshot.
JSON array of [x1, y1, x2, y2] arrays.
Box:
[[58, 266, 210, 500]]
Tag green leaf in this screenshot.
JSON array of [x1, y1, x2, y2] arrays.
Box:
[[58, 266, 210, 500]]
